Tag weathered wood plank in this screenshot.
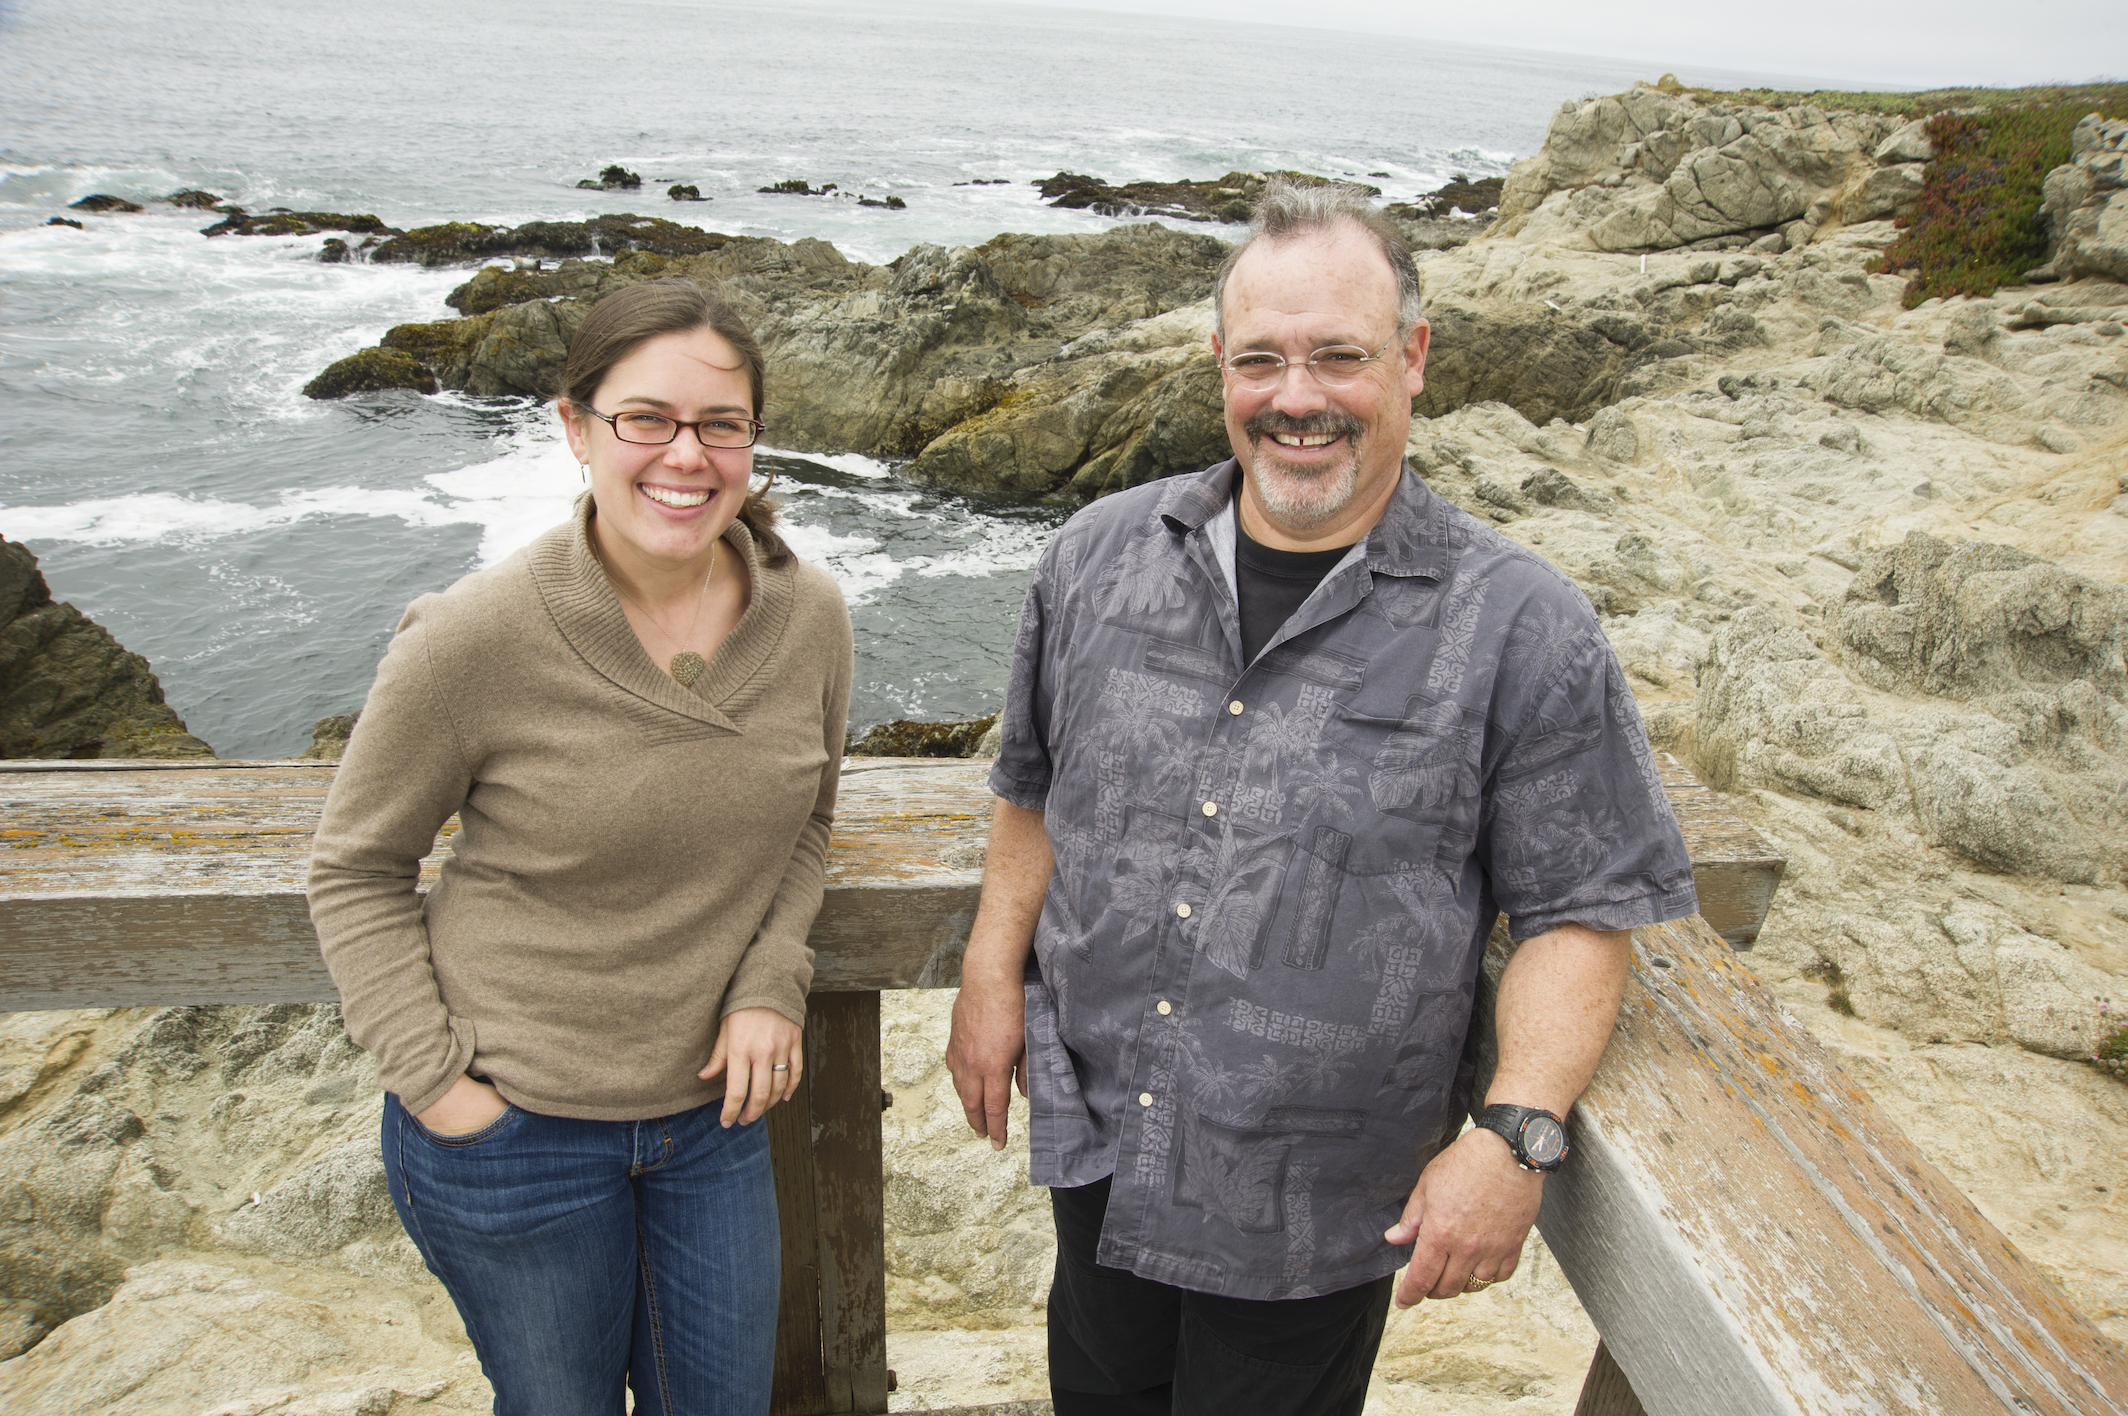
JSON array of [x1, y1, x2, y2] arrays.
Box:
[[1477, 913, 2128, 1415], [0, 756, 1779, 1003], [0, 760, 990, 1007]]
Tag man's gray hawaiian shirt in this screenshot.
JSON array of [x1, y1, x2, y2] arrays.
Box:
[[990, 460, 1697, 1301]]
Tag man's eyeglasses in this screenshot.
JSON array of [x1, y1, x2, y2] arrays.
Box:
[[1220, 339, 1396, 390], [584, 408, 765, 449]]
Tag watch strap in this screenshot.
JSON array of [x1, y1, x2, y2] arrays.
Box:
[[1476, 1103, 1569, 1171]]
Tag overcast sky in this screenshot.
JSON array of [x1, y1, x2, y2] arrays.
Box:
[[973, 0, 2123, 90]]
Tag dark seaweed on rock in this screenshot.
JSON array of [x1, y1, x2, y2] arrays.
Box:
[[301, 348, 440, 400], [0, 537, 214, 759], [160, 189, 226, 209], [202, 209, 399, 238], [577, 164, 642, 190], [1387, 174, 1505, 218], [68, 194, 144, 213], [1032, 169, 1374, 224], [845, 714, 999, 758], [367, 214, 734, 266]]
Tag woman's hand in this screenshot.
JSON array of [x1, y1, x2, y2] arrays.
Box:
[[415, 1075, 509, 1136], [699, 1006, 804, 1128]]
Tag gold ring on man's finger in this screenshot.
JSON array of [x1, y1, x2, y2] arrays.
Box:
[[1463, 1273, 1493, 1293]]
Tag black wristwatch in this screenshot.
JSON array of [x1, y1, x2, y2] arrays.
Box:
[[1476, 1104, 1570, 1172]]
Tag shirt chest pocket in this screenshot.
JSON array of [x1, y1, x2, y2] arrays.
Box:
[[1326, 696, 1484, 875]]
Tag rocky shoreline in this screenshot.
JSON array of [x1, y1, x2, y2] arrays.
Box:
[[5, 84, 2127, 1414]]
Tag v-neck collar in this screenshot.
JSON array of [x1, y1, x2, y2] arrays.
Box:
[[527, 493, 794, 733]]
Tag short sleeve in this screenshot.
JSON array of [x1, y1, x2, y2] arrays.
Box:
[[989, 538, 1060, 810], [1479, 632, 1698, 940]]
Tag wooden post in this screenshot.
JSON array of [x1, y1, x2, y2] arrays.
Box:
[[1574, 1341, 1646, 1416], [768, 991, 888, 1415]]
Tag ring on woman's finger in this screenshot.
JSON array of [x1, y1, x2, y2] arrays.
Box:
[[771, 1063, 790, 1072]]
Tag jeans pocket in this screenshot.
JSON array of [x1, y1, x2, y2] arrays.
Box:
[[411, 1102, 521, 1148]]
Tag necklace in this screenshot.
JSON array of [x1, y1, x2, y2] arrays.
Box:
[[601, 541, 717, 687]]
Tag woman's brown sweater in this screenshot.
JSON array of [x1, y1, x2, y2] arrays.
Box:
[[307, 501, 852, 1120]]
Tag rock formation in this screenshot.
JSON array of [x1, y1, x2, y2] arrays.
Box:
[[302, 349, 438, 400], [201, 210, 397, 239], [67, 195, 143, 213], [1491, 84, 1922, 253], [0, 537, 213, 760], [313, 223, 1235, 494], [2040, 114, 2128, 284], [367, 214, 734, 266], [577, 165, 642, 190], [1032, 168, 1357, 224], [300, 713, 359, 761], [846, 714, 998, 758]]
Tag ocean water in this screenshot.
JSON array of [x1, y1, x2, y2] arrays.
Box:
[[0, 0, 1817, 756]]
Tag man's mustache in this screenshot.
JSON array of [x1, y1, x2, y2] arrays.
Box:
[[1243, 409, 1366, 442]]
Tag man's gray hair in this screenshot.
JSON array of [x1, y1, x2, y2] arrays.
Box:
[[1212, 177, 1425, 343]]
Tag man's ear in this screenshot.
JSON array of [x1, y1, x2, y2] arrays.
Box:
[[1404, 318, 1431, 398]]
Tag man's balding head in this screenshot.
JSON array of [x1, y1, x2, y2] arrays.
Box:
[[1213, 179, 1424, 343]]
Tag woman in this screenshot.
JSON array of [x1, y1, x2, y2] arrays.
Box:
[[308, 278, 852, 1415]]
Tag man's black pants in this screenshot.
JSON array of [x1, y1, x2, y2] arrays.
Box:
[[1047, 1176, 1393, 1416]]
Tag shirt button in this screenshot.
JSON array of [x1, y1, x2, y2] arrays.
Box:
[[1175, 902, 1192, 918], [1201, 801, 1218, 817], [1138, 1092, 1154, 1107], [1228, 700, 1244, 715], [1157, 1000, 1172, 1015]]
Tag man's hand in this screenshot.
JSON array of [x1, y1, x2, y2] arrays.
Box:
[[947, 973, 1027, 1150], [944, 798, 1053, 1151], [1383, 923, 1633, 1307], [699, 1005, 804, 1128], [1384, 1125, 1542, 1307]]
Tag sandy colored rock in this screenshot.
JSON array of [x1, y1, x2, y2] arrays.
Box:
[[2042, 115, 2128, 284], [1491, 88, 1911, 253]]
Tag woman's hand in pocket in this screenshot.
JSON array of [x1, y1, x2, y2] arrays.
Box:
[[699, 1007, 804, 1128], [415, 1075, 509, 1136]]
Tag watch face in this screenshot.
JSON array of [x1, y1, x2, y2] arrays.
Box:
[[1521, 1115, 1567, 1166]]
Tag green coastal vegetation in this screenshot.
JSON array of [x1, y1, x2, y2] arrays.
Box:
[[1684, 80, 2128, 307], [1875, 92, 2128, 306], [1681, 79, 2128, 120]]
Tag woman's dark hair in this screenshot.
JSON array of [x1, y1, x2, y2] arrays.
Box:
[[558, 278, 789, 565]]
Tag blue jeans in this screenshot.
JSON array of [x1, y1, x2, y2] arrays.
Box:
[[383, 1094, 780, 1416]]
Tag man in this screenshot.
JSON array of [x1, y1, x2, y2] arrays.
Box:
[[946, 179, 1696, 1415]]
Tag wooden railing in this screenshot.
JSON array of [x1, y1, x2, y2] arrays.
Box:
[[2, 756, 2123, 1415]]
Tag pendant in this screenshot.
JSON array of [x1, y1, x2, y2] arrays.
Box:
[[670, 652, 706, 687]]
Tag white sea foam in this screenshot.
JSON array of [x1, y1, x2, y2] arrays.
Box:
[[764, 447, 894, 480], [911, 522, 1050, 579]]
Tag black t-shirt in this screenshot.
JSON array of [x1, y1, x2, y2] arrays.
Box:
[[1235, 518, 1357, 664]]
